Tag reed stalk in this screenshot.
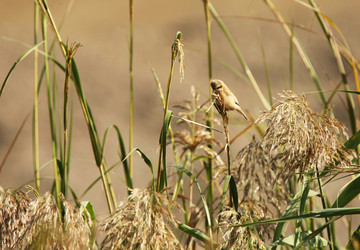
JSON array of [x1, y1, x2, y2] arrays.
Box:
[[128, 0, 134, 182], [41, 12, 62, 216], [33, 2, 40, 192], [156, 31, 182, 192], [203, 0, 215, 230]]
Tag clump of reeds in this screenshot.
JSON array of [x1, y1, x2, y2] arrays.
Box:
[[20, 192, 91, 249], [0, 189, 90, 249], [256, 90, 353, 180], [99, 188, 183, 249], [232, 138, 288, 213], [0, 187, 31, 249], [218, 205, 267, 249]]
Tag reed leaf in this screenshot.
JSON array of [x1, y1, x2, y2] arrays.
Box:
[[169, 164, 213, 240], [1, 42, 44, 97]]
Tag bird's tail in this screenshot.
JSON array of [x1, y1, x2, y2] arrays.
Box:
[[236, 107, 249, 121]]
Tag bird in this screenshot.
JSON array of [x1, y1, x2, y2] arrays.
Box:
[[210, 79, 249, 120]]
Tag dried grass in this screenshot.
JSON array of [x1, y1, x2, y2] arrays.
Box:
[[0, 188, 31, 249], [256, 91, 353, 180], [0, 190, 91, 249], [99, 188, 183, 250], [20, 192, 91, 249], [218, 205, 267, 249], [232, 138, 288, 213]]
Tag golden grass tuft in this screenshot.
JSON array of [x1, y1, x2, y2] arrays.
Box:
[[232, 138, 289, 213], [256, 91, 353, 180], [218, 205, 267, 249], [99, 188, 183, 249], [20, 193, 90, 249], [0, 188, 31, 249]]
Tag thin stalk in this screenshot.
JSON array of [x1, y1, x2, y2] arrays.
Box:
[[203, 0, 214, 231], [223, 115, 232, 207], [188, 151, 195, 222], [209, 3, 271, 111], [263, 0, 327, 107], [33, 1, 40, 191], [42, 13, 62, 215], [63, 43, 81, 197], [100, 162, 114, 214], [156, 32, 182, 191], [289, 22, 294, 91], [66, 98, 74, 192], [37, 0, 66, 56], [103, 160, 117, 210], [315, 165, 333, 250], [308, 0, 356, 134], [152, 67, 180, 165], [152, 67, 182, 200], [38, 0, 117, 212], [128, 0, 134, 181], [259, 35, 273, 106]]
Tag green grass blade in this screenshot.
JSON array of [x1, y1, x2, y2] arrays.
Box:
[[346, 225, 360, 250], [271, 231, 330, 248], [229, 175, 239, 212], [294, 217, 337, 249], [332, 175, 360, 208], [344, 129, 360, 150], [219, 175, 231, 215], [272, 189, 319, 247], [71, 61, 102, 165], [235, 207, 360, 228], [158, 110, 173, 193], [125, 148, 154, 191], [169, 164, 213, 239], [102, 125, 133, 194], [70, 60, 116, 213], [80, 160, 122, 199], [1, 42, 44, 97], [80, 201, 96, 248], [114, 125, 133, 192], [178, 222, 214, 247]]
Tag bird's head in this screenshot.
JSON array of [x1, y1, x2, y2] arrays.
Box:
[[210, 79, 224, 91]]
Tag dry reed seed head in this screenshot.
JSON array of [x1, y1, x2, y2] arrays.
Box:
[[20, 192, 91, 249], [172, 38, 185, 83], [256, 91, 353, 180], [174, 128, 222, 159], [0, 188, 31, 249], [239, 199, 275, 242], [99, 188, 183, 250], [218, 206, 266, 249], [232, 139, 289, 213]]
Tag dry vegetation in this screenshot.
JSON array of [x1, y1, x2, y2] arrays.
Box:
[[1, 0, 360, 249]]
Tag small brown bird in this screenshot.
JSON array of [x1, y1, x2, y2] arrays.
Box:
[[211, 79, 249, 120]]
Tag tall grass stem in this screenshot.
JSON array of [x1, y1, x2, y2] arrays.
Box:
[[203, 0, 214, 231], [33, 2, 40, 191], [41, 13, 62, 216], [264, 0, 327, 107], [128, 0, 134, 182]]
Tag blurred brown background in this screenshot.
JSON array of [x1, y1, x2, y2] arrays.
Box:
[[1, 0, 360, 245]]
